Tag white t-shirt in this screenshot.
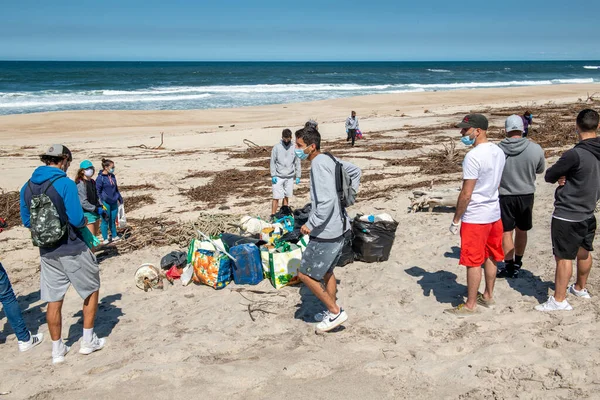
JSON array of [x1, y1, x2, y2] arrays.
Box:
[[462, 142, 506, 224]]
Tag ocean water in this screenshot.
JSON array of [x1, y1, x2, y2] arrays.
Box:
[[0, 61, 598, 116]]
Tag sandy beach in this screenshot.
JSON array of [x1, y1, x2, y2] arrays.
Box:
[[1, 82, 600, 399]]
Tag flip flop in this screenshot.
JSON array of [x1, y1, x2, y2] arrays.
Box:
[[444, 303, 478, 316]]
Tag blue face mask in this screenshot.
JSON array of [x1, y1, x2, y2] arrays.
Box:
[[109, 168, 115, 174], [461, 135, 476, 146], [295, 149, 308, 160]]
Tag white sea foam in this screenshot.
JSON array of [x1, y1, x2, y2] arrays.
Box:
[[0, 93, 212, 108], [427, 69, 451, 73], [583, 66, 600, 70]]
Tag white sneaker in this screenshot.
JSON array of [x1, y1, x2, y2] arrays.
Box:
[[568, 284, 591, 299], [79, 333, 106, 355], [52, 342, 71, 365], [102, 239, 110, 245], [316, 308, 348, 332], [535, 296, 573, 312], [314, 310, 329, 322], [112, 236, 122, 242], [18, 332, 44, 352]]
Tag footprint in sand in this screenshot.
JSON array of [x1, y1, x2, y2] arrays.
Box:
[[282, 360, 333, 379]]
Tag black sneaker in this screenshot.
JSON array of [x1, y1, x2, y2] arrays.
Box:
[[497, 265, 517, 278]]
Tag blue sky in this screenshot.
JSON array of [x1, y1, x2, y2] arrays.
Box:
[[1, 0, 599, 61]]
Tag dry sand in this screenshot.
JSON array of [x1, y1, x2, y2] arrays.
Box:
[[1, 83, 600, 399]]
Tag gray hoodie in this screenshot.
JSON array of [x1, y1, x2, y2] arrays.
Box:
[[270, 141, 301, 179], [306, 154, 361, 240], [498, 137, 545, 196]]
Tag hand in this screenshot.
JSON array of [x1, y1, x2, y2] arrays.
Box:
[[449, 221, 460, 235], [295, 178, 300, 185], [97, 207, 105, 215], [300, 225, 311, 235], [272, 177, 278, 184], [558, 176, 566, 186], [346, 129, 349, 134]]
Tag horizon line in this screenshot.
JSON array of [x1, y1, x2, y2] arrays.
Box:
[[1, 59, 600, 63]]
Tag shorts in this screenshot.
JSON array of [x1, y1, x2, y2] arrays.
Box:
[[459, 219, 504, 267], [40, 250, 101, 302], [500, 194, 534, 232], [551, 216, 596, 260], [299, 236, 345, 281], [272, 177, 294, 200], [84, 211, 100, 224]]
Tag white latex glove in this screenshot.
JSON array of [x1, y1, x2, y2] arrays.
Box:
[[449, 221, 460, 235]]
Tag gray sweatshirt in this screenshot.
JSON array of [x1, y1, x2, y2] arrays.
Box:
[[77, 180, 101, 213], [270, 141, 301, 179], [306, 154, 362, 240], [345, 116, 359, 130], [498, 138, 545, 196]]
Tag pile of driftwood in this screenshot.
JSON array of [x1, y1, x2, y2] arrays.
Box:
[[115, 212, 241, 254], [409, 189, 459, 213], [0, 190, 21, 230]]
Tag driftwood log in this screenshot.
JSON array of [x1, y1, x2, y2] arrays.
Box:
[[409, 190, 459, 213]]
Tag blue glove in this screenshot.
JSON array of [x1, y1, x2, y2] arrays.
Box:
[[346, 129, 349, 134], [272, 177, 278, 184], [97, 207, 105, 215], [295, 178, 300, 185]]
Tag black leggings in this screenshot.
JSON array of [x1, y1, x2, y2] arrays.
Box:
[[347, 129, 357, 146]]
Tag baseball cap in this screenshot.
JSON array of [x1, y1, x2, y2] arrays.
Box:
[[40, 144, 73, 161], [505, 115, 524, 133], [80, 159, 94, 169], [456, 114, 489, 130]]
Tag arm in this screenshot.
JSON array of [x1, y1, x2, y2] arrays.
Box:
[[345, 118, 351, 130], [545, 150, 578, 183], [356, 119, 359, 130], [115, 177, 123, 204], [452, 179, 477, 224], [294, 151, 301, 179], [19, 185, 30, 228], [96, 176, 104, 203], [63, 181, 86, 228], [270, 146, 277, 177], [536, 148, 546, 174], [341, 161, 362, 191], [77, 182, 96, 212]]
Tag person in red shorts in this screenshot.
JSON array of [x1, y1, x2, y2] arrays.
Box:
[[447, 114, 506, 315]]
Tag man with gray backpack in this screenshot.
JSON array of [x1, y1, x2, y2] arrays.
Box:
[[294, 127, 361, 333], [20, 145, 106, 364]]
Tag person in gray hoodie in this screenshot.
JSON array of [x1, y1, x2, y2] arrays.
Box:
[[536, 109, 600, 312], [295, 126, 361, 333], [270, 129, 301, 217], [496, 115, 545, 278]]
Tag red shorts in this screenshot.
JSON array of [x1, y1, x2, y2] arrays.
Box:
[[459, 219, 504, 267]]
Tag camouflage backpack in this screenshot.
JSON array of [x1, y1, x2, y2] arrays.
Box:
[[27, 177, 67, 247]]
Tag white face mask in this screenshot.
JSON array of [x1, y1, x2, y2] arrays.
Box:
[[84, 168, 94, 178]]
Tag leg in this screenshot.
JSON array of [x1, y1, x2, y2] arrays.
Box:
[[109, 203, 118, 237], [82, 290, 99, 329], [514, 228, 528, 261], [482, 258, 497, 300], [553, 257, 573, 302], [100, 210, 109, 240], [465, 267, 482, 309], [271, 199, 279, 216], [502, 231, 515, 262], [282, 197, 289, 207], [575, 248, 592, 291], [46, 300, 64, 341], [297, 272, 340, 314], [92, 220, 100, 236], [351, 130, 357, 146], [0, 264, 30, 342], [323, 271, 337, 301]]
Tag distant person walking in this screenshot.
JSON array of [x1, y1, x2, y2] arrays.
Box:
[[345, 111, 359, 147], [496, 115, 545, 278], [522, 111, 533, 137], [270, 129, 301, 218], [447, 114, 506, 315], [96, 158, 123, 244], [536, 109, 600, 312], [20, 145, 106, 364], [0, 261, 44, 352], [294, 126, 361, 332]]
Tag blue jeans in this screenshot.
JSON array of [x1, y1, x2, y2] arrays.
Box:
[[0, 263, 30, 342], [101, 202, 119, 240]]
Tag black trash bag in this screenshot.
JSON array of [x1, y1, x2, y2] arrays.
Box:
[[274, 205, 293, 220], [293, 203, 312, 229], [336, 230, 355, 267], [160, 251, 188, 270], [280, 229, 302, 244], [352, 216, 399, 263], [220, 233, 266, 248]]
